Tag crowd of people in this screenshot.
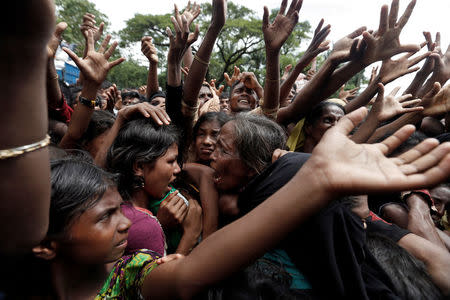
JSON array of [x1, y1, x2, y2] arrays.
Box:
[[2, 0, 450, 299]]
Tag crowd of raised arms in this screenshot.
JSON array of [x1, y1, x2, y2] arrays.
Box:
[[1, 0, 450, 299]]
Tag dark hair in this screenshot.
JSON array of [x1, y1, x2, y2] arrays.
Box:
[[199, 258, 312, 300], [122, 91, 146, 104], [231, 114, 286, 174], [305, 101, 345, 127], [366, 233, 442, 300], [193, 112, 231, 139], [49, 159, 117, 238], [67, 85, 83, 107], [107, 118, 180, 200], [80, 110, 116, 147], [220, 90, 229, 99]]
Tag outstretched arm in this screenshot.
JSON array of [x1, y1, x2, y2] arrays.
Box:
[[262, 0, 303, 114], [141, 36, 160, 99], [0, 0, 55, 254], [59, 32, 124, 149], [143, 107, 450, 299]]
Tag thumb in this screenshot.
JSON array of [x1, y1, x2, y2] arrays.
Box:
[[55, 22, 68, 39], [333, 107, 368, 136]]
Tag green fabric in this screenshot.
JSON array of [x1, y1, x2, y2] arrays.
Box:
[[263, 249, 312, 290], [148, 186, 183, 253], [96, 250, 160, 299]]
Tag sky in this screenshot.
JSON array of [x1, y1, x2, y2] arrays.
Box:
[[90, 0, 449, 92]]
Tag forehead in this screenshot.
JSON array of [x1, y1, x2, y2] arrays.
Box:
[[200, 86, 212, 94], [232, 82, 246, 92], [78, 188, 122, 218], [322, 105, 345, 116], [219, 122, 236, 147], [199, 119, 221, 130]]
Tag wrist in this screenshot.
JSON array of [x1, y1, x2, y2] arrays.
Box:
[[80, 82, 100, 100], [266, 48, 280, 58]]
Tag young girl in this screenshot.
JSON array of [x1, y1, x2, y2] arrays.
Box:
[[29, 106, 450, 299]]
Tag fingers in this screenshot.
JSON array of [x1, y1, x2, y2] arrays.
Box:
[[404, 152, 450, 190], [375, 83, 385, 102], [397, 0, 416, 29], [166, 27, 174, 44], [156, 254, 184, 265], [408, 51, 431, 66], [262, 6, 269, 28], [62, 47, 81, 66], [109, 57, 125, 68], [85, 30, 95, 53], [233, 65, 240, 78], [334, 107, 368, 136], [377, 125, 416, 155], [399, 140, 449, 175], [348, 26, 367, 39], [425, 82, 441, 99], [279, 0, 288, 15], [388, 86, 400, 97], [55, 22, 68, 38], [171, 16, 182, 36], [378, 5, 389, 36], [314, 19, 324, 36], [104, 40, 118, 59], [388, 0, 399, 28], [98, 34, 111, 54]]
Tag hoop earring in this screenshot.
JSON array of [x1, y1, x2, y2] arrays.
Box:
[[134, 176, 145, 189]]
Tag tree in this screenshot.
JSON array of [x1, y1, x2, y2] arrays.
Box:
[[119, 1, 311, 86], [107, 59, 149, 89], [55, 0, 109, 55]]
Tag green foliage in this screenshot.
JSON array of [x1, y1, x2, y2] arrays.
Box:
[[106, 59, 148, 89], [118, 1, 311, 86], [55, 0, 109, 55]]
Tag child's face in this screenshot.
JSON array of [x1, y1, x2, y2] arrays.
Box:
[[60, 188, 131, 264]]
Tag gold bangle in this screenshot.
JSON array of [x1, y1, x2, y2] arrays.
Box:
[[193, 54, 209, 66], [48, 74, 59, 81], [0, 135, 51, 160]]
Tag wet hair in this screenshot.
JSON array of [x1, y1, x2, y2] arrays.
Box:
[[80, 110, 116, 147], [304, 101, 345, 127], [193, 112, 231, 139], [107, 118, 180, 200], [48, 159, 117, 238], [199, 258, 313, 300], [366, 233, 442, 300], [231, 114, 287, 174], [121, 91, 147, 104]]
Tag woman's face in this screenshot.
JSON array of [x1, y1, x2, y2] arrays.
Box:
[[307, 105, 345, 144], [150, 96, 166, 109], [198, 86, 213, 110], [229, 82, 257, 113], [143, 143, 181, 199], [195, 119, 221, 163], [210, 121, 254, 192], [61, 188, 131, 264]]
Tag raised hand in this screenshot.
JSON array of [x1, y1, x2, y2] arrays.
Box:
[[63, 32, 124, 86], [210, 79, 224, 96], [422, 83, 450, 117], [117, 102, 171, 125], [179, 1, 201, 27], [210, 0, 227, 30], [369, 66, 379, 85], [371, 83, 423, 122], [80, 13, 104, 44], [329, 26, 366, 63], [141, 36, 159, 64], [281, 64, 292, 81], [306, 107, 450, 195], [167, 10, 199, 64], [224, 66, 240, 86], [378, 48, 430, 84], [339, 85, 359, 102], [239, 72, 263, 91], [47, 22, 67, 59], [302, 19, 330, 62], [429, 43, 450, 85], [262, 0, 303, 52], [361, 0, 420, 65]]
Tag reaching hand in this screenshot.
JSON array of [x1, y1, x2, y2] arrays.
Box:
[[339, 85, 359, 101], [47, 22, 67, 59], [224, 66, 240, 86], [80, 13, 104, 44], [239, 72, 262, 91], [281, 64, 292, 81], [167, 10, 199, 64], [157, 191, 189, 229], [210, 79, 224, 96], [141, 36, 159, 64], [117, 102, 171, 125], [303, 19, 330, 61], [305, 107, 450, 195], [422, 83, 450, 117], [329, 26, 366, 63], [371, 83, 423, 122], [210, 0, 227, 30], [63, 32, 124, 86], [378, 48, 430, 84], [430, 43, 450, 84], [361, 0, 420, 65], [179, 1, 201, 27], [369, 66, 379, 85], [262, 0, 302, 52]]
